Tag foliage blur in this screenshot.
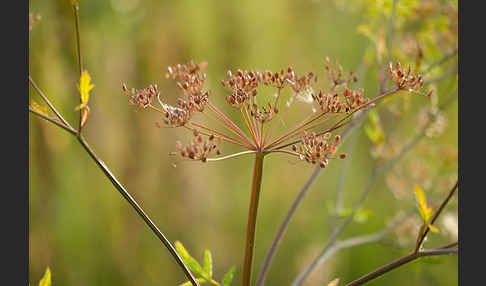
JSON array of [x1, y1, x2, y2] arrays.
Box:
[[29, 0, 457, 285]]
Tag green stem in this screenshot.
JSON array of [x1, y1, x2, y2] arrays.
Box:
[[242, 152, 265, 286], [72, 1, 84, 133], [72, 2, 83, 75], [76, 135, 200, 286], [29, 106, 200, 286]]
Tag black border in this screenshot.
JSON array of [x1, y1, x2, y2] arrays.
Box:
[[9, 0, 29, 284]]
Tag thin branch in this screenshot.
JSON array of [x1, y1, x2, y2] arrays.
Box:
[[288, 210, 411, 286], [29, 76, 73, 129], [265, 111, 330, 150], [207, 102, 255, 147], [256, 88, 397, 286], [71, 2, 83, 75], [242, 105, 259, 146], [437, 241, 458, 249], [29, 80, 200, 286], [75, 136, 200, 285], [187, 121, 255, 149], [29, 107, 78, 135], [271, 87, 400, 151], [71, 1, 84, 133], [202, 109, 253, 145], [345, 247, 457, 286], [414, 180, 458, 252], [290, 90, 458, 285], [206, 150, 258, 162]]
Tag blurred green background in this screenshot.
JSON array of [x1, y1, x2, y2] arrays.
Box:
[[29, 0, 458, 285]]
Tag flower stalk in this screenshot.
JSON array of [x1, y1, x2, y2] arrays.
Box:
[[242, 152, 265, 286]]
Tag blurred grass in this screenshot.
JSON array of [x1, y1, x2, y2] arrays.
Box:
[[29, 0, 457, 285]]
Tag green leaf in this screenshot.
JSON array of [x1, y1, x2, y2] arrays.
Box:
[[203, 249, 213, 279], [175, 241, 204, 276], [39, 268, 51, 286], [222, 266, 235, 286]]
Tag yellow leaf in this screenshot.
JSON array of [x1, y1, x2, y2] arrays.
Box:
[[414, 185, 431, 221], [428, 224, 440, 233], [75, 70, 94, 110], [327, 278, 340, 286], [414, 185, 439, 233], [30, 100, 49, 116], [39, 267, 51, 286]]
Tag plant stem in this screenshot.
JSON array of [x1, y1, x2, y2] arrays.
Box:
[[242, 152, 265, 286], [29, 76, 73, 129], [75, 135, 200, 285], [345, 247, 457, 286], [255, 166, 320, 286], [289, 89, 459, 286], [29, 107, 77, 135], [71, 1, 84, 133], [29, 87, 200, 285]]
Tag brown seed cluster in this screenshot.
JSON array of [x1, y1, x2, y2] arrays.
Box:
[[122, 83, 192, 127], [166, 60, 210, 112], [292, 131, 346, 168], [123, 60, 211, 127], [311, 87, 368, 113], [221, 67, 318, 107], [123, 83, 158, 109], [388, 61, 425, 91], [221, 69, 263, 108], [176, 130, 222, 162], [249, 102, 277, 123], [221, 67, 318, 123]]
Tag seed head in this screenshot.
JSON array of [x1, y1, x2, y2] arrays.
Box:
[[176, 131, 222, 162], [294, 131, 344, 168], [388, 61, 425, 91]]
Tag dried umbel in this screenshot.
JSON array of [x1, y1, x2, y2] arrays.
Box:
[[175, 131, 222, 163], [122, 59, 425, 166], [291, 131, 346, 168], [311, 87, 368, 114], [123, 83, 157, 109], [166, 61, 210, 112], [123, 60, 212, 127], [388, 61, 426, 92]]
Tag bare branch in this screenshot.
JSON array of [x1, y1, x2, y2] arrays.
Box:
[[345, 246, 457, 286], [29, 76, 74, 130]]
